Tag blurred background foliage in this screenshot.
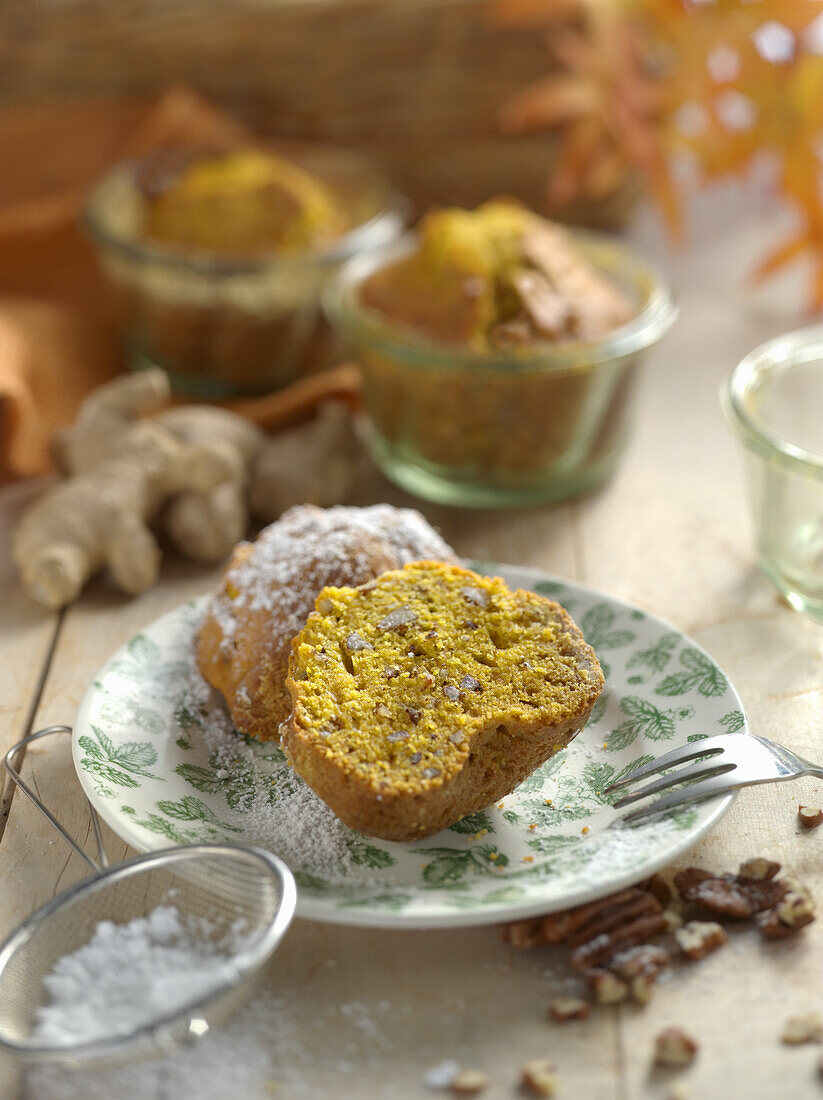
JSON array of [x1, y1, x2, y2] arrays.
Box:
[[2, 0, 823, 303]]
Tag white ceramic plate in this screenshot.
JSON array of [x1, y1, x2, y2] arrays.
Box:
[[73, 564, 743, 929]]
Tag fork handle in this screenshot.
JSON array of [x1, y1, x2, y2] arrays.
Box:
[[754, 735, 823, 780], [795, 766, 823, 780]]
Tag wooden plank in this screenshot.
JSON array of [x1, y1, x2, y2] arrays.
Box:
[[0, 481, 62, 815], [0, 481, 63, 1100], [0, 551, 223, 940], [0, 539, 226, 1098]]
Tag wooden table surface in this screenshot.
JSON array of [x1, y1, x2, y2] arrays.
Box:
[[2, 193, 823, 1099]]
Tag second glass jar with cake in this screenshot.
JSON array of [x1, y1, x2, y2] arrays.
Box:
[[326, 200, 677, 507]]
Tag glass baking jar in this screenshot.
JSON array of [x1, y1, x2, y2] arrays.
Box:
[[85, 147, 407, 397], [325, 232, 677, 508], [724, 325, 823, 620]]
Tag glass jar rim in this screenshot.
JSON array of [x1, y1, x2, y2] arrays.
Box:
[[323, 229, 678, 374], [83, 149, 410, 277], [723, 324, 823, 477]]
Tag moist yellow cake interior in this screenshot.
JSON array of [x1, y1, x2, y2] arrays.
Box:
[[290, 562, 597, 787], [143, 150, 346, 255]]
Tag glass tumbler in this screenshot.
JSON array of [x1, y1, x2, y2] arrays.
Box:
[[724, 326, 823, 620]]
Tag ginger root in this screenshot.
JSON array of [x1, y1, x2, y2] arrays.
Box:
[[156, 396, 359, 561], [13, 369, 359, 609], [14, 372, 241, 608], [249, 402, 357, 518]]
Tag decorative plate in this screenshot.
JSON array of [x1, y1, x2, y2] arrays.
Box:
[[72, 564, 745, 929]]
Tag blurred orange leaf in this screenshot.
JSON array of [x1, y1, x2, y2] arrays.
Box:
[[494, 0, 823, 309]]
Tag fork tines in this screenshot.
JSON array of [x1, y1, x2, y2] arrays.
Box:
[[604, 734, 737, 823]]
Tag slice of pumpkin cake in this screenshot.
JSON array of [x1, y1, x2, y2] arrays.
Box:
[[197, 504, 459, 742], [282, 561, 604, 841]]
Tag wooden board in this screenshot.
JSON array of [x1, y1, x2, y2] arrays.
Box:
[[2, 194, 823, 1097]]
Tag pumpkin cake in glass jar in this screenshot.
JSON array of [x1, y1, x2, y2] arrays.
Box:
[[326, 199, 677, 507], [85, 147, 406, 397]]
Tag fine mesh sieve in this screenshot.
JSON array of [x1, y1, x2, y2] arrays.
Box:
[[0, 726, 297, 1066]]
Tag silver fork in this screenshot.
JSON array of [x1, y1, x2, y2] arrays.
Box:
[[604, 734, 823, 823]]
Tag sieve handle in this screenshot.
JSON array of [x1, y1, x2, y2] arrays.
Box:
[[4, 726, 109, 873]]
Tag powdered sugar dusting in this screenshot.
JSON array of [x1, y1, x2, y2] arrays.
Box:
[[24, 985, 467, 1100], [180, 649, 371, 885], [27, 991, 289, 1099], [207, 504, 457, 650]]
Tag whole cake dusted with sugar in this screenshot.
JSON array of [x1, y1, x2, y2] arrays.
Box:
[[197, 505, 459, 741], [282, 561, 604, 841]]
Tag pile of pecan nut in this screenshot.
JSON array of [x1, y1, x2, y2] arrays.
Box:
[[501, 859, 815, 1012]]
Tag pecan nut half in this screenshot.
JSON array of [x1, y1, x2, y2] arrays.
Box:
[[674, 868, 786, 919], [570, 913, 667, 970], [761, 886, 816, 938], [675, 920, 727, 961], [737, 858, 780, 882], [500, 884, 664, 949]]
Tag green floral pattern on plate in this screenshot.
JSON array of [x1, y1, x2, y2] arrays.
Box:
[[72, 568, 746, 929]]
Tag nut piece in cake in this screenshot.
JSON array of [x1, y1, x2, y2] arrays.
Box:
[[283, 561, 604, 840]]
